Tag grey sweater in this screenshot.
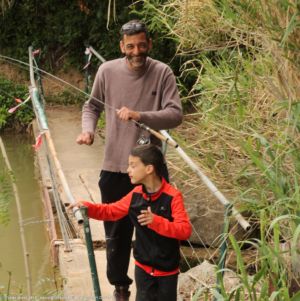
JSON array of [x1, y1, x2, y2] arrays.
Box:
[[82, 57, 182, 173]]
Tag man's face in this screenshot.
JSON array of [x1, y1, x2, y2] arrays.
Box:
[[120, 32, 152, 71]]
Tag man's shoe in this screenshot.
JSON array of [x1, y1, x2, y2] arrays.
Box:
[[113, 286, 130, 301]]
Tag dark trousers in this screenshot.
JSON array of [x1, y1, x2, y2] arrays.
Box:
[[135, 265, 178, 301], [99, 171, 134, 286]]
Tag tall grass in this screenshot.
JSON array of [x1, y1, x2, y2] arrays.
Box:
[[0, 1, 14, 16], [136, 0, 300, 298]]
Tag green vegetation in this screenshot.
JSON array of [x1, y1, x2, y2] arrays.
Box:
[[139, 0, 300, 298], [46, 89, 83, 105], [0, 77, 34, 131], [0, 1, 130, 68], [0, 163, 12, 225], [0, 1, 177, 72]]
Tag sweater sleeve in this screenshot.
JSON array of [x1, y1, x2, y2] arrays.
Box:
[[83, 191, 132, 221], [147, 191, 192, 240], [82, 67, 105, 133], [139, 67, 182, 130]]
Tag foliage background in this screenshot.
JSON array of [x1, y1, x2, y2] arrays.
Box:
[[139, 0, 300, 298], [0, 77, 33, 130], [0, 0, 178, 71]]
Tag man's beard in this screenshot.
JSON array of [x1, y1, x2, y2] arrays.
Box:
[[126, 53, 148, 69]]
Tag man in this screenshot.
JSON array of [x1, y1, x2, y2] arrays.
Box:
[[76, 19, 182, 300]]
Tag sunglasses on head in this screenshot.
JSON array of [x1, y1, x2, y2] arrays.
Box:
[[121, 22, 146, 32]]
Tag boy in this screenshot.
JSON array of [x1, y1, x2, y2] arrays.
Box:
[[71, 144, 191, 301]]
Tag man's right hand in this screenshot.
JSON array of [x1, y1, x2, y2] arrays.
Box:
[[76, 132, 94, 145]]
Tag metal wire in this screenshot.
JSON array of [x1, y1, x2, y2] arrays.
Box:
[[45, 142, 72, 251]]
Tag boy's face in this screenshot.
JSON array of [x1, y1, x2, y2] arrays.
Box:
[[120, 32, 152, 71], [127, 155, 153, 184]]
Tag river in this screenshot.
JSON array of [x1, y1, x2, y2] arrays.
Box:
[[0, 133, 60, 297]]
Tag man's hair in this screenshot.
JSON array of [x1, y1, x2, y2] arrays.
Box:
[[130, 144, 164, 177], [120, 19, 149, 39]]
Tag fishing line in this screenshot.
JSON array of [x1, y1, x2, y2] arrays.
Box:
[[0, 55, 114, 110], [2, 55, 250, 229], [0, 86, 29, 100], [0, 54, 169, 142], [2, 57, 88, 104]]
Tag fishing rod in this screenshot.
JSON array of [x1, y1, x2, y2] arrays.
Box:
[[84, 47, 250, 230], [2, 53, 250, 230], [0, 54, 178, 147], [160, 130, 250, 230]]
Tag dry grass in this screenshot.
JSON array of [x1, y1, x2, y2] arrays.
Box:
[[147, 2, 300, 295], [154, 0, 300, 218]]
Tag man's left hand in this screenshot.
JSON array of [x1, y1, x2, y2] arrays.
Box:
[[117, 106, 140, 121]]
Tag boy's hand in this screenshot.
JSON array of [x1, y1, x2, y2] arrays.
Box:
[[67, 200, 89, 210], [138, 207, 154, 226]]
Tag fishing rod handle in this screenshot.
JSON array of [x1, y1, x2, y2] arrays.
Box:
[[148, 128, 178, 148]]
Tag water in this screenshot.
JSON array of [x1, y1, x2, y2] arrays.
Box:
[[0, 133, 60, 296]]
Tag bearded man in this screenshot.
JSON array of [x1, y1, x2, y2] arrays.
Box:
[[76, 19, 182, 301]]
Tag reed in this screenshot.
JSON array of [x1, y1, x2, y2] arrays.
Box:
[[0, 161, 12, 225], [137, 0, 300, 298]]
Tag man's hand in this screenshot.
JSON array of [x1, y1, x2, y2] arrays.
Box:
[[117, 106, 141, 121], [76, 132, 94, 145], [137, 207, 154, 226]]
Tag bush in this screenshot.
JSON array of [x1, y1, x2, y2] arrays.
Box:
[[0, 77, 34, 130]]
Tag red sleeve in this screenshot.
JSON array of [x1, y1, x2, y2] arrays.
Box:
[[147, 191, 192, 240], [83, 190, 132, 221]]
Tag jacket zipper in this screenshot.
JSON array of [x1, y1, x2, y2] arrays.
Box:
[[148, 193, 156, 276]]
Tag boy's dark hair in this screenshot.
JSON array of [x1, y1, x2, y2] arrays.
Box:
[[120, 19, 149, 40], [130, 144, 164, 177]]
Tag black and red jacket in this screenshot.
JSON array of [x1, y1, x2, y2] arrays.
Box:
[[84, 178, 191, 275]]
